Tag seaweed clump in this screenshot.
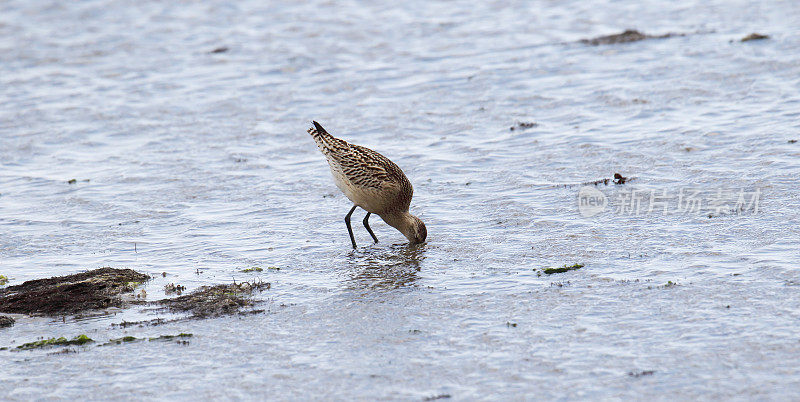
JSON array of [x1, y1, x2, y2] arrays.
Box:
[[0, 268, 149, 315], [0, 315, 14, 328], [100, 336, 141, 346], [240, 267, 263, 273], [741, 33, 769, 42], [99, 334, 192, 346], [540, 263, 585, 275], [580, 30, 682, 46], [159, 281, 270, 318], [17, 335, 93, 350], [149, 333, 193, 342]]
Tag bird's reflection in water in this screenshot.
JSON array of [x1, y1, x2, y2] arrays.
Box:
[[345, 243, 427, 291]]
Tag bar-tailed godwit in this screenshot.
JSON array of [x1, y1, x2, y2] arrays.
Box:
[[308, 121, 427, 248]]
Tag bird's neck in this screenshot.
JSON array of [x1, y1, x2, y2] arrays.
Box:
[[380, 210, 416, 240]]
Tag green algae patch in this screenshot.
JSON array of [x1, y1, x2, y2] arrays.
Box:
[[100, 333, 192, 346], [149, 333, 193, 341], [539, 263, 585, 275], [14, 334, 196, 349], [647, 280, 680, 289], [99, 336, 142, 346], [17, 335, 93, 350], [240, 267, 263, 273], [0, 268, 150, 316], [0, 275, 8, 286], [241, 266, 280, 273]]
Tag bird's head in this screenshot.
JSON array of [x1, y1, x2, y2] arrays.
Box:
[[401, 214, 427, 244], [382, 211, 427, 245]]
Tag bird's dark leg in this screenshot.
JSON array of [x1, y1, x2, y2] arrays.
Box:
[[363, 212, 379, 243], [345, 205, 358, 249]]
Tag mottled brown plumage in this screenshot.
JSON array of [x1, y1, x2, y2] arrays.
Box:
[[308, 121, 426, 247]]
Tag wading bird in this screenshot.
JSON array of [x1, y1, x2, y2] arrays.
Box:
[[308, 121, 426, 248]]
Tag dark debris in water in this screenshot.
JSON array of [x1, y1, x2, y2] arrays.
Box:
[[580, 29, 683, 46], [0, 315, 14, 328], [164, 283, 186, 295], [111, 317, 170, 328], [584, 177, 613, 186], [649, 280, 679, 289], [238, 309, 265, 316], [424, 394, 452, 401], [741, 33, 769, 42], [582, 172, 630, 186], [628, 370, 656, 378], [209, 46, 229, 53], [48, 348, 78, 355], [509, 121, 538, 131], [100, 336, 141, 346], [555, 173, 632, 188], [0, 268, 149, 316], [148, 333, 193, 342], [159, 281, 270, 318]]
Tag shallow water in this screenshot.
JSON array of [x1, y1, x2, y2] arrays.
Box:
[[2, 0, 800, 399]]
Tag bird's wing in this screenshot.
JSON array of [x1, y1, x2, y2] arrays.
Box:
[[328, 143, 399, 190]]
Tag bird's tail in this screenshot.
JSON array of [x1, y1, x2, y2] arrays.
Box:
[[307, 121, 331, 142]]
